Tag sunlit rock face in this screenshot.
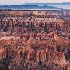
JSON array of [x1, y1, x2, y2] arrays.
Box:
[[0, 48, 3, 59]]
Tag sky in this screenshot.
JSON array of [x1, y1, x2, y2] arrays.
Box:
[[0, 0, 70, 5]]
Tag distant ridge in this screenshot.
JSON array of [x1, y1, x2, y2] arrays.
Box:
[[0, 4, 61, 10], [1, 2, 70, 10], [25, 2, 70, 4], [25, 3, 70, 10]]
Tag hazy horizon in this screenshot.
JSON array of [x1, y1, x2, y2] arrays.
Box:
[[0, 0, 70, 5]]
